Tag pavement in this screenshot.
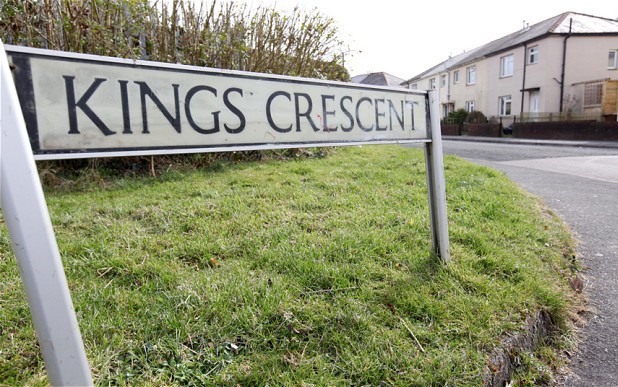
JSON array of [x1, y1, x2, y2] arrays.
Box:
[[439, 135, 618, 386], [442, 135, 618, 149]]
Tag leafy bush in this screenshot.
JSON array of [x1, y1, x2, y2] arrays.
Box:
[[446, 109, 468, 125], [466, 110, 488, 123]]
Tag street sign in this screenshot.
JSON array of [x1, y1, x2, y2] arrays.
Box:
[[1, 43, 449, 386], [8, 45, 429, 160]]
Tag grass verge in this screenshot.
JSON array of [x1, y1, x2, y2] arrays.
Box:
[[0, 145, 579, 385]]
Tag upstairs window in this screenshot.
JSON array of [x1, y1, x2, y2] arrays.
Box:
[[528, 46, 539, 64], [409, 83, 418, 90], [609, 50, 618, 69], [466, 66, 476, 85], [440, 74, 447, 87], [500, 54, 514, 77], [429, 78, 436, 90], [453, 70, 460, 84]]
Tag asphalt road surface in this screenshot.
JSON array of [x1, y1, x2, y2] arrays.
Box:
[[412, 139, 618, 385]]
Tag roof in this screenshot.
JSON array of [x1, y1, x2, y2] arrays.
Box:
[[405, 12, 618, 83], [351, 72, 406, 87]]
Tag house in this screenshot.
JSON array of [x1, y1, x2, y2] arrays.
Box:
[[402, 12, 618, 124], [352, 72, 406, 87]]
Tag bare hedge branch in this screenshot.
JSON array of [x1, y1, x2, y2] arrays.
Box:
[[0, 0, 349, 182], [0, 0, 349, 80]]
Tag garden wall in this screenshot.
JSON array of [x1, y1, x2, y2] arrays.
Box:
[[513, 121, 618, 141], [467, 124, 501, 137], [441, 124, 460, 136]]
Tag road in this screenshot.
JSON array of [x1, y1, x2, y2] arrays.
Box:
[[418, 139, 618, 385]]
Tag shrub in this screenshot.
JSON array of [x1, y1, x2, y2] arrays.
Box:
[[446, 109, 468, 125], [466, 110, 488, 123]]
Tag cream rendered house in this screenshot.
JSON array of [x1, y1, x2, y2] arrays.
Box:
[[402, 12, 618, 123]]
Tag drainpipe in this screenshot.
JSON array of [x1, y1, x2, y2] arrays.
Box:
[[447, 71, 451, 114], [559, 18, 572, 113], [447, 71, 451, 103], [521, 43, 527, 115]]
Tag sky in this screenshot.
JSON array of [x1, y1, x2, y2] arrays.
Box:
[[234, 0, 618, 80]]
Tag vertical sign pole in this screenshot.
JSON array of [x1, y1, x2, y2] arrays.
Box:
[[424, 90, 451, 263], [0, 43, 93, 386]]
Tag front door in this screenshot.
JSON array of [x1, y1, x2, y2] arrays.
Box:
[[529, 90, 539, 114]]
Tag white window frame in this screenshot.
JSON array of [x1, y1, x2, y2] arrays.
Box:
[[453, 70, 460, 84], [500, 54, 514, 77], [466, 66, 476, 85], [609, 50, 618, 69], [528, 46, 539, 64], [429, 78, 436, 90], [499, 95, 512, 116], [440, 74, 447, 87], [409, 83, 418, 90], [465, 100, 475, 112]]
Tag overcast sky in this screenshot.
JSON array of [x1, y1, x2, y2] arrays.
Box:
[[237, 0, 618, 80]]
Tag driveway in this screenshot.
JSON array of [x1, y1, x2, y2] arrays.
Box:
[[424, 138, 618, 385]]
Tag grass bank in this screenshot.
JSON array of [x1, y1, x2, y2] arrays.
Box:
[[0, 145, 579, 385]]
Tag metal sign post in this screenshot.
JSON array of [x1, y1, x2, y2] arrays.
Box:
[[0, 42, 93, 386], [425, 90, 451, 262], [1, 43, 450, 384]]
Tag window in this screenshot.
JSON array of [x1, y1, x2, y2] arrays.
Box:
[[429, 78, 436, 90], [409, 83, 418, 90], [528, 46, 538, 64], [609, 50, 618, 69], [499, 95, 512, 116], [466, 100, 475, 112], [442, 103, 455, 118], [500, 54, 514, 77], [466, 66, 476, 85], [453, 70, 460, 84], [440, 74, 447, 87]]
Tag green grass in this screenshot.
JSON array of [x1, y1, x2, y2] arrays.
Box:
[[0, 145, 578, 385]]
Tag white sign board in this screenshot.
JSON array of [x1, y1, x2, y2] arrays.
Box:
[[1, 44, 449, 386], [8, 46, 429, 159]]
